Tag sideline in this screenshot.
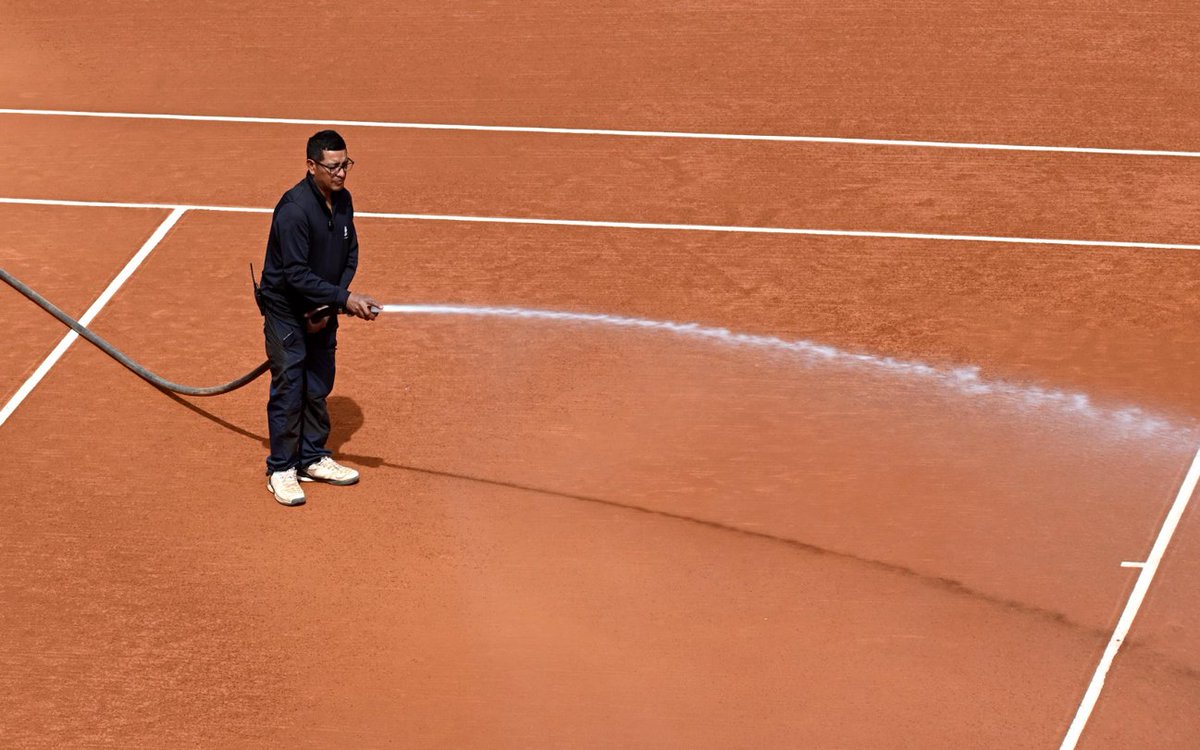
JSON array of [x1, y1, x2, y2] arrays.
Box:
[[0, 208, 187, 427], [1060, 444, 1200, 748]]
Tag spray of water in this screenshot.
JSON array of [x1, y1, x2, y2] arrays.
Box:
[[379, 304, 1194, 443]]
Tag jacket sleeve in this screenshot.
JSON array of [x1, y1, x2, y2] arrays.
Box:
[[338, 207, 358, 293], [277, 202, 351, 308]]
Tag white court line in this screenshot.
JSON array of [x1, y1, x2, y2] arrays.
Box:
[[1061, 443, 1200, 749], [0, 207, 186, 428], [2, 196, 1199, 252], [3, 107, 1200, 159]]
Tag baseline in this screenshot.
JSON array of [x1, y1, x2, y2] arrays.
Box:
[[3, 108, 1199, 159]]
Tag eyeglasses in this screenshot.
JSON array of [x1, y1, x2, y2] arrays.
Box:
[[312, 158, 355, 174]]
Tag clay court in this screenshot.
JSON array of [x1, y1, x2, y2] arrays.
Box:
[[2, 2, 1200, 747]]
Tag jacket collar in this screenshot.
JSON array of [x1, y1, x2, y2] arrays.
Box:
[[304, 173, 345, 215]]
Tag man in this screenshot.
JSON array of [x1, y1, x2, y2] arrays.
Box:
[[256, 129, 379, 506]]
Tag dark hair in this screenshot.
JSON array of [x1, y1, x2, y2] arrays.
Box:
[[307, 130, 347, 161]]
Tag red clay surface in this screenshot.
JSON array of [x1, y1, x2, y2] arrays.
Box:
[[0, 206, 171, 402], [7, 115, 1200, 252], [3, 1, 1200, 149], [3, 3, 1200, 748], [1, 209, 1197, 747], [5, 117, 1200, 421]]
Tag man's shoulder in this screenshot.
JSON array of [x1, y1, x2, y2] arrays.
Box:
[[278, 177, 315, 207], [274, 179, 316, 221]]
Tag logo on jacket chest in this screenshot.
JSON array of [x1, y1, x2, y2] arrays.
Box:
[[344, 226, 349, 240]]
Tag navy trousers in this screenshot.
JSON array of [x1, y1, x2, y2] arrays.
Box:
[[264, 313, 337, 473]]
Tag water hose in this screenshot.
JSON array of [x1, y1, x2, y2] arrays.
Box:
[[1, 266, 270, 396]]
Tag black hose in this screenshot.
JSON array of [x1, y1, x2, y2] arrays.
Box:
[[1, 266, 270, 397]]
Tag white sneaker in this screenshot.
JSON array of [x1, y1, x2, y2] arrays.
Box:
[[299, 456, 360, 486], [267, 468, 306, 506]]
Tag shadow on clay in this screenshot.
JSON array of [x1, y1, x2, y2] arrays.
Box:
[[158, 390, 1139, 650]]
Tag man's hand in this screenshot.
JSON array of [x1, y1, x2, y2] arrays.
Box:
[[345, 292, 380, 320], [304, 306, 331, 333]]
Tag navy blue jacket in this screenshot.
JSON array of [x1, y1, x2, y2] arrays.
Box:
[[258, 174, 358, 320]]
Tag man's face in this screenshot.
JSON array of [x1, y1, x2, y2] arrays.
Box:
[[307, 148, 351, 194]]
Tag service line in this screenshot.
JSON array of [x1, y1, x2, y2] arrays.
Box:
[[1, 196, 1199, 252], [1060, 443, 1200, 749], [0, 207, 187, 428], [2, 107, 1199, 159]]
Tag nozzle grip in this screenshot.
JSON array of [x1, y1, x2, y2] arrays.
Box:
[[305, 304, 381, 322]]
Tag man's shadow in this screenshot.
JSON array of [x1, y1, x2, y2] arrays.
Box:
[[165, 393, 675, 521], [164, 391, 902, 585], [164, 392, 641, 508], [164, 389, 821, 552], [166, 392, 385, 468], [326, 395, 366, 455], [161, 392, 931, 604]]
